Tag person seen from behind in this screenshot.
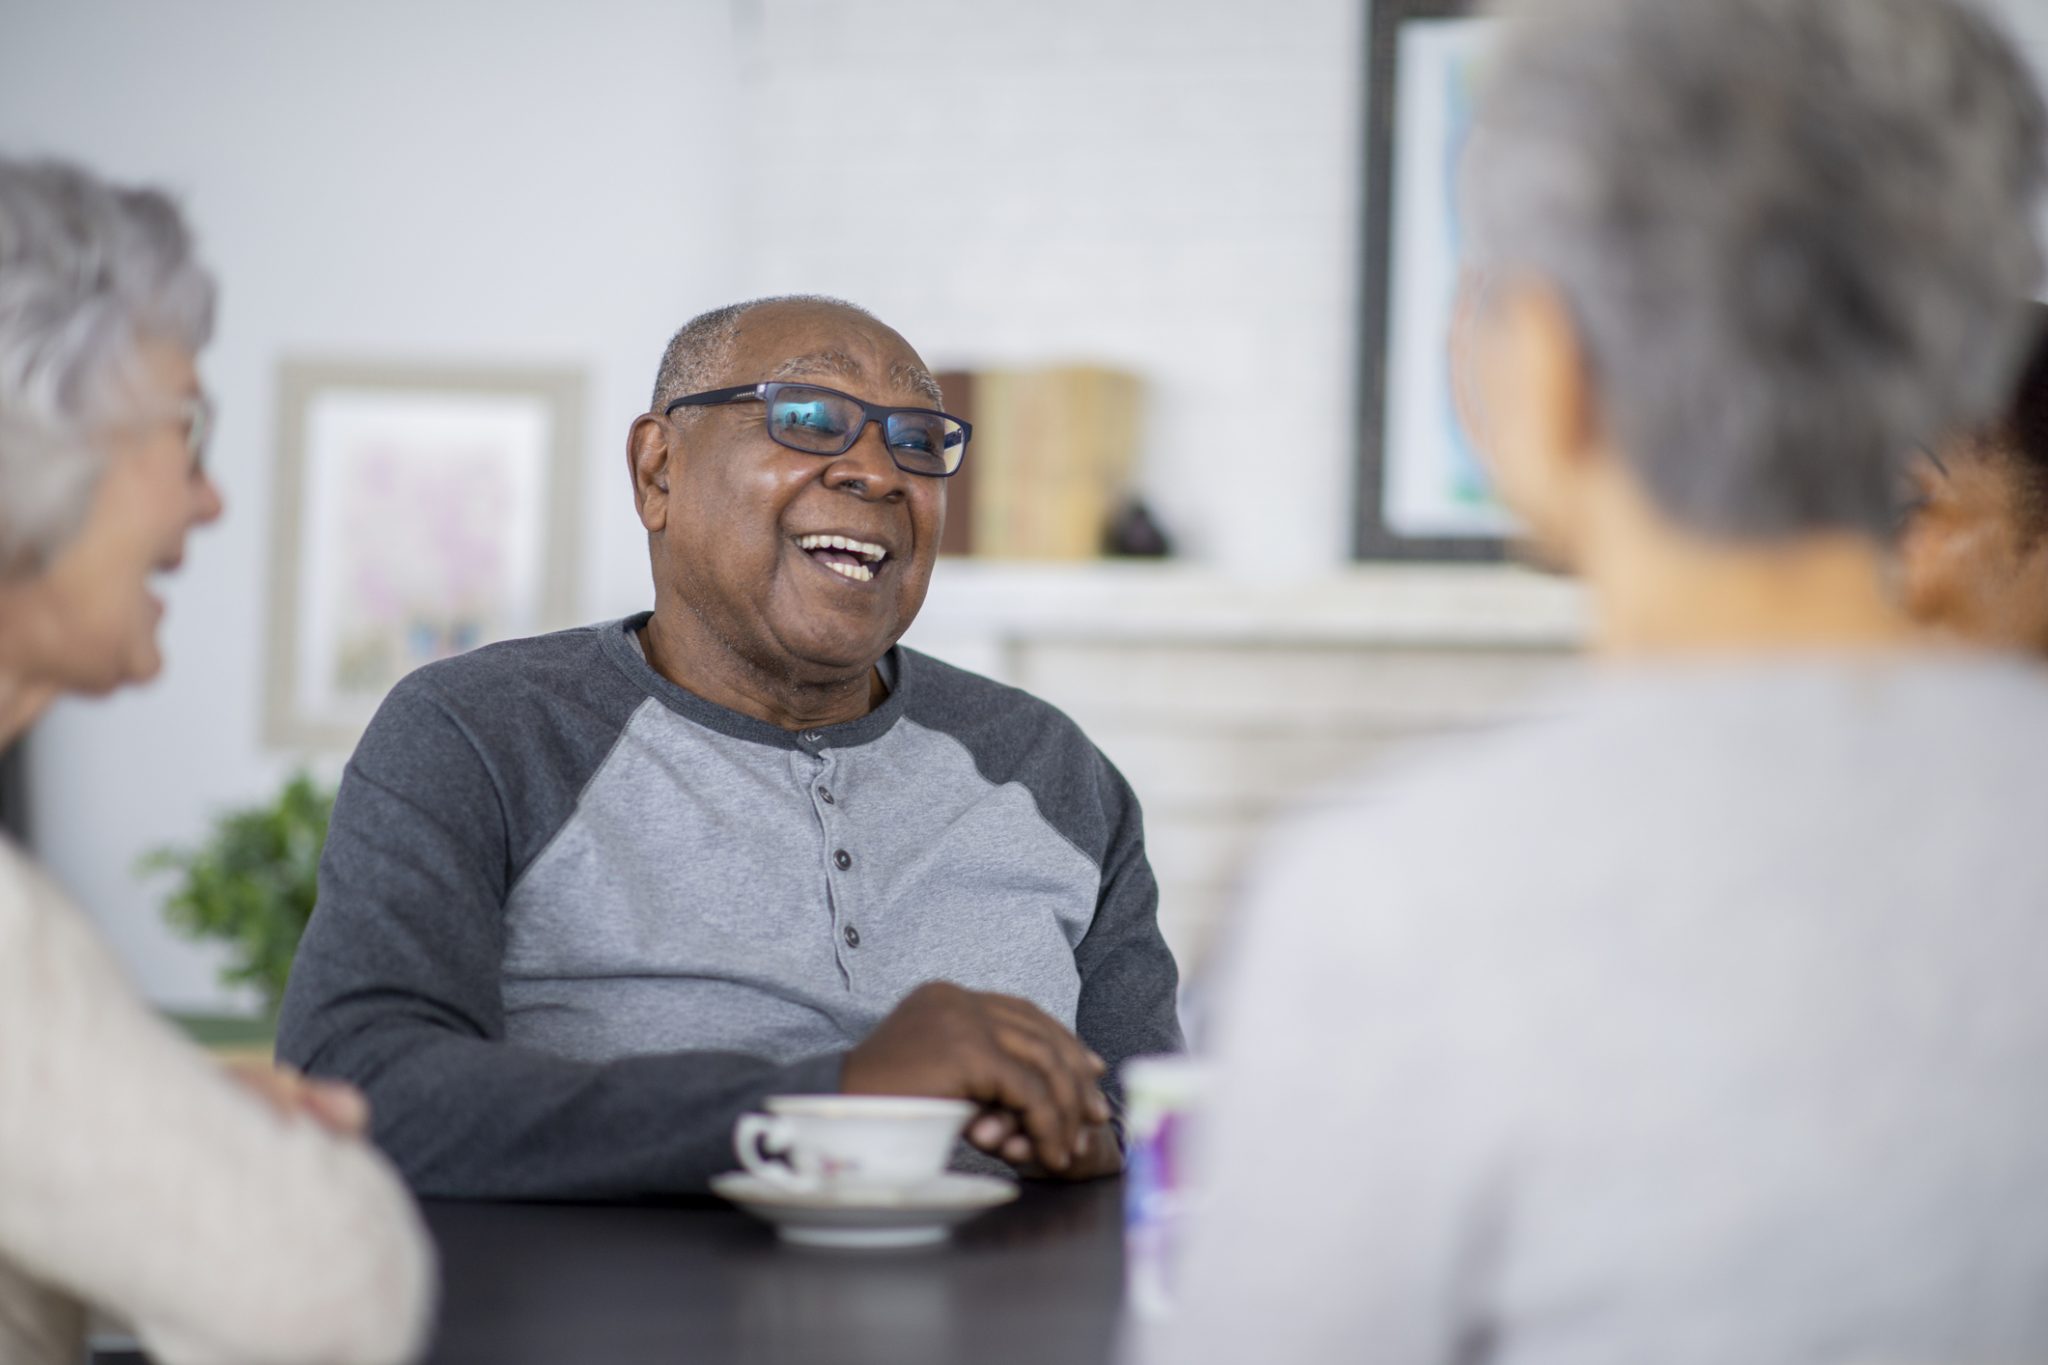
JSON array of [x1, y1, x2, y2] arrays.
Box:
[[1128, 0, 2048, 1361]]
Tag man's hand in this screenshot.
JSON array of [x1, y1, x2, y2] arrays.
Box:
[[966, 1110, 1123, 1180], [842, 982, 1112, 1176], [224, 1059, 371, 1137]]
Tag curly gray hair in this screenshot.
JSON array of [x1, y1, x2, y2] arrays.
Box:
[[0, 157, 215, 574], [1462, 0, 2048, 540]]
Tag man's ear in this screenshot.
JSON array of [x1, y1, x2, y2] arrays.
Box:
[[628, 414, 673, 533]]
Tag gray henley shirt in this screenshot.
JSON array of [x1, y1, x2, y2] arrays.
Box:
[[277, 613, 1182, 1199]]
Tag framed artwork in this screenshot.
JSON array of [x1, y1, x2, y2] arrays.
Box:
[[265, 362, 584, 748], [0, 738, 26, 842], [1354, 0, 1510, 559]]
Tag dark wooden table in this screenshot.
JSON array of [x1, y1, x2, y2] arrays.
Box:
[[420, 1177, 1129, 1365]]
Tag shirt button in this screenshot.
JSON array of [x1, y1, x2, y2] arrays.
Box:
[[843, 924, 861, 948], [818, 786, 835, 805], [833, 849, 852, 871]]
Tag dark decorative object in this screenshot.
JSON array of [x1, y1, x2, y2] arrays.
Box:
[[1355, 0, 1510, 560], [0, 738, 27, 844], [1104, 497, 1173, 558], [934, 370, 979, 555]]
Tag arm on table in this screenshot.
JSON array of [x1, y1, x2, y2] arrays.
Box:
[[0, 849, 432, 1365], [276, 681, 842, 1199]]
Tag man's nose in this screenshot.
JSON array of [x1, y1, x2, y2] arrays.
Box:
[[821, 419, 908, 500]]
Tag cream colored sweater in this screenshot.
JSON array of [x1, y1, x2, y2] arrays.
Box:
[[0, 838, 435, 1365]]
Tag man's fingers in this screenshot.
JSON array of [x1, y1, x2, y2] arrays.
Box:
[[853, 985, 1115, 1171], [982, 996, 1103, 1064], [981, 997, 1113, 1128], [966, 1050, 1070, 1171], [984, 997, 1108, 1095], [981, 999, 1106, 1098], [991, 1025, 1086, 1162], [968, 1110, 1017, 1151]]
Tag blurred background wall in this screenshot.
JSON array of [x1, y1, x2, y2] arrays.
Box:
[[2, 0, 2045, 1013]]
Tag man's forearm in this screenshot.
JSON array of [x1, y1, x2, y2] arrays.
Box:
[[306, 1023, 845, 1200]]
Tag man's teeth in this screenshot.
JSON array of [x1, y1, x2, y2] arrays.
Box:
[[797, 533, 887, 563], [823, 559, 875, 583]]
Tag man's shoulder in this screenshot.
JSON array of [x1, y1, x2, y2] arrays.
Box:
[[897, 646, 1102, 762], [403, 620, 619, 696], [369, 619, 646, 751], [894, 647, 1142, 862]]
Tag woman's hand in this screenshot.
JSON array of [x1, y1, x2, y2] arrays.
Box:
[[223, 1059, 370, 1137]]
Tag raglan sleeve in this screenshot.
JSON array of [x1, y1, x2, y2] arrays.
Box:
[[1071, 747, 1186, 1119], [275, 673, 845, 1199]]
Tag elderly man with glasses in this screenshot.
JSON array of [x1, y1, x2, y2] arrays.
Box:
[[277, 295, 1180, 1197]]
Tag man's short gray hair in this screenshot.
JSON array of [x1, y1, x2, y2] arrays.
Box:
[[649, 294, 942, 413], [0, 157, 215, 574], [1462, 0, 2048, 541]]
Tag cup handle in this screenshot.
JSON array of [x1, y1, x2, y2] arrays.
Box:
[[735, 1114, 812, 1188]]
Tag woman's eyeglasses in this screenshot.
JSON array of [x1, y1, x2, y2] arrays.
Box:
[[179, 394, 213, 477], [664, 381, 971, 478], [106, 394, 213, 480]]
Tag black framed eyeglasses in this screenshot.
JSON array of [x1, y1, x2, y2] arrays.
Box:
[[664, 381, 971, 478]]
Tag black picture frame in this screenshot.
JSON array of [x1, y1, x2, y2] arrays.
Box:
[[1354, 0, 1506, 560], [0, 738, 28, 844]]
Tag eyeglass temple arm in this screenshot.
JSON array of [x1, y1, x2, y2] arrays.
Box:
[[662, 384, 765, 416]]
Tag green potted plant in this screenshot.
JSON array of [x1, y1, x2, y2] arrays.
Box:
[[140, 771, 335, 1020]]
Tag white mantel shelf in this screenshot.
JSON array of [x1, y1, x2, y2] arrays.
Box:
[[902, 560, 1590, 651]]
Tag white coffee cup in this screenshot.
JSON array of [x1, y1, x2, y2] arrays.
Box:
[[734, 1095, 976, 1192]]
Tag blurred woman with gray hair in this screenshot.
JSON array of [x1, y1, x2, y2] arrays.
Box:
[[1133, 0, 2048, 1361], [0, 158, 432, 1365]]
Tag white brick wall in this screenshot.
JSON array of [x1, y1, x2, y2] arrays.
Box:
[[1030, 636, 1583, 974]]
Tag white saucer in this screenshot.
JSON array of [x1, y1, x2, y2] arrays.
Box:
[[710, 1171, 1020, 1249]]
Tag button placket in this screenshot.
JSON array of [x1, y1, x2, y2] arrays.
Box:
[[812, 751, 860, 968]]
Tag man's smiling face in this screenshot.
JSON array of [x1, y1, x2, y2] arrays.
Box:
[[640, 300, 947, 686]]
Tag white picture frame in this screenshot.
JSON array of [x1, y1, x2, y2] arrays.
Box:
[[265, 362, 584, 748]]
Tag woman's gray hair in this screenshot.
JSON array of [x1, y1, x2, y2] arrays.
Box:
[[1462, 0, 2048, 540], [0, 157, 215, 573]]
